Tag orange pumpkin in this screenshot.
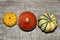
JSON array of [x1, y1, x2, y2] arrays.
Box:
[[3, 12, 17, 27], [18, 11, 37, 31]]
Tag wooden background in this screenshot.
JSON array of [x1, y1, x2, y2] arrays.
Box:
[[0, 0, 60, 40]]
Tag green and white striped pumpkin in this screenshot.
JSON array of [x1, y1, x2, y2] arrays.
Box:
[[38, 13, 57, 32]]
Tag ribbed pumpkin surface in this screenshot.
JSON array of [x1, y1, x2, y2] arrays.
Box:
[[38, 13, 57, 32], [3, 12, 17, 27]]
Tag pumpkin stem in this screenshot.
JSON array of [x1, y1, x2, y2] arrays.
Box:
[[9, 17, 10, 19], [25, 18, 30, 24]]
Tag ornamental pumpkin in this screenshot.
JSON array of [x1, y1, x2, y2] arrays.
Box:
[[38, 13, 57, 32], [18, 11, 37, 31], [3, 12, 17, 27]]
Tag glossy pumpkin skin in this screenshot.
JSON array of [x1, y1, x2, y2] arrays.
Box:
[[38, 13, 57, 32], [3, 12, 17, 27], [18, 11, 37, 31]]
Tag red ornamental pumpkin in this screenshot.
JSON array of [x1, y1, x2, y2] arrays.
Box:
[[18, 11, 37, 31]]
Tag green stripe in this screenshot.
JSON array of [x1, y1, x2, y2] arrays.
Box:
[[51, 19, 56, 21], [39, 22, 46, 27], [49, 14, 51, 17], [52, 21, 56, 24], [47, 14, 52, 20], [38, 18, 47, 22], [47, 14, 54, 22], [44, 22, 48, 32], [43, 15, 48, 18], [47, 13, 50, 18]]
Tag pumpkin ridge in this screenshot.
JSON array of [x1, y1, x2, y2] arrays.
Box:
[[52, 21, 56, 26], [48, 14, 52, 21], [44, 22, 48, 32], [49, 23, 54, 31], [43, 15, 49, 19], [47, 13, 50, 18], [39, 22, 46, 27], [47, 22, 51, 32], [38, 18, 47, 22], [51, 19, 55, 21]]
